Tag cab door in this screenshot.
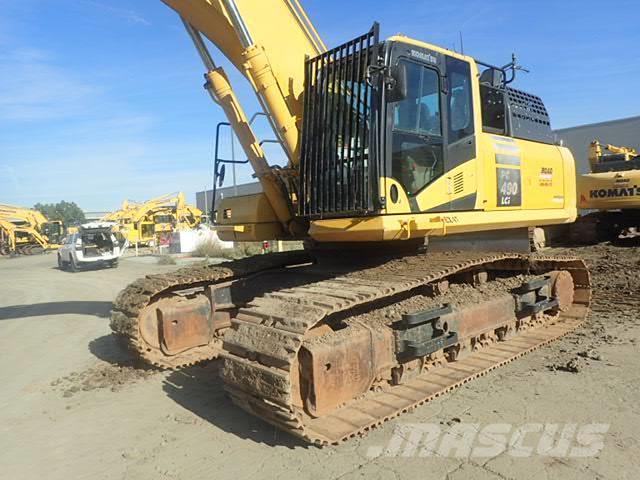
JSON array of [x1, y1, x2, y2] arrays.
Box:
[[390, 60, 444, 200], [385, 57, 446, 213], [442, 56, 477, 211]]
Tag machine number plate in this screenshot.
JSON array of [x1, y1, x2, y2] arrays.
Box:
[[497, 168, 521, 207]]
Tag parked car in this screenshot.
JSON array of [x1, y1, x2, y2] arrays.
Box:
[[57, 222, 122, 271]]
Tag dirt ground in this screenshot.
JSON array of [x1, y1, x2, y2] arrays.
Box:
[[1, 245, 639, 479]]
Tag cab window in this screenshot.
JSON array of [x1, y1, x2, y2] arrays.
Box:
[[446, 57, 474, 142], [391, 61, 444, 196], [393, 63, 441, 136]]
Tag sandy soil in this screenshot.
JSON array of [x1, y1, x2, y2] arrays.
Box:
[[1, 245, 639, 479]]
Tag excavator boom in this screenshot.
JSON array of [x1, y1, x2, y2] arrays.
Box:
[[164, 0, 328, 235], [163, 0, 324, 163]]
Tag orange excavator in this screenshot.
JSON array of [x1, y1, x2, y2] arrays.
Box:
[[110, 0, 591, 444]]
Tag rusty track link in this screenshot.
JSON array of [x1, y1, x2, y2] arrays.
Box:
[[220, 252, 591, 445], [109, 250, 314, 368]]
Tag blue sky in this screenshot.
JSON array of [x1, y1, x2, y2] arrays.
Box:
[[1, 0, 638, 211]]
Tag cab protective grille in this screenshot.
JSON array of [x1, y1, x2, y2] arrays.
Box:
[[299, 24, 379, 217]]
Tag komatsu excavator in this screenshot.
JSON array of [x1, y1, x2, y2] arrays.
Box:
[[0, 204, 63, 255], [103, 192, 202, 246], [111, 0, 591, 444], [575, 140, 640, 241]]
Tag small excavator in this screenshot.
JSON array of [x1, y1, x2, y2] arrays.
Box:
[[574, 140, 640, 241], [102, 192, 202, 246], [0, 204, 63, 255], [111, 0, 591, 444]]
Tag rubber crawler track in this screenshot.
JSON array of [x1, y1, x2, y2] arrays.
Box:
[[219, 252, 591, 445]]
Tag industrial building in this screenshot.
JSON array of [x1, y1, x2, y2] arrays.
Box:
[[195, 182, 262, 215]]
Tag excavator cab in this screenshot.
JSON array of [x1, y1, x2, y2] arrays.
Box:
[[299, 27, 570, 246], [42, 221, 63, 245]]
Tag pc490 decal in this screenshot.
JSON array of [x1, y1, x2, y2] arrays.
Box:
[[497, 167, 521, 206]]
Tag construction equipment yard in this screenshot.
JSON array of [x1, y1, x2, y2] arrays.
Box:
[[1, 243, 638, 479], [2, 1, 640, 479]]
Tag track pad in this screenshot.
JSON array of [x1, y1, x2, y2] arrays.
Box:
[[299, 326, 393, 417], [157, 296, 212, 356]]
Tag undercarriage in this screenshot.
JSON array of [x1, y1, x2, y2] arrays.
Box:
[[111, 250, 590, 444]]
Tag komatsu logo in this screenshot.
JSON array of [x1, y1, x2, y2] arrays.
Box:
[[410, 50, 437, 64], [589, 185, 640, 198]]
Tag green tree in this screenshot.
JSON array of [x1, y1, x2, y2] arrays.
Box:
[[34, 201, 86, 226]]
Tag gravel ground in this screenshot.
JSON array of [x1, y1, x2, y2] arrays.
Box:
[[1, 244, 638, 479]]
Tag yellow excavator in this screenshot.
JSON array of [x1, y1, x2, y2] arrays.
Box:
[[0, 204, 64, 255], [103, 192, 202, 246], [111, 0, 591, 444], [574, 140, 640, 241]]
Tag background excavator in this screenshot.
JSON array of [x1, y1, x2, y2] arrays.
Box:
[[111, 0, 591, 444], [0, 204, 64, 255], [574, 140, 640, 241], [102, 192, 202, 246]]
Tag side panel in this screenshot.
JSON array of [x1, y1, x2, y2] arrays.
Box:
[[520, 140, 566, 211], [481, 134, 567, 211]]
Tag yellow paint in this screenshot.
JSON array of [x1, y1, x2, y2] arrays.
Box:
[[203, 66, 293, 228], [215, 192, 284, 242], [578, 170, 640, 210], [309, 208, 573, 243], [578, 139, 640, 210]]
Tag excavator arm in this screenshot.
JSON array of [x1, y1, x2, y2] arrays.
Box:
[[164, 0, 324, 161], [0, 204, 49, 229], [162, 0, 326, 236], [589, 139, 639, 169]]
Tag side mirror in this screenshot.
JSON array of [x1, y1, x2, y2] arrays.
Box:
[[217, 164, 226, 187], [386, 62, 407, 103]]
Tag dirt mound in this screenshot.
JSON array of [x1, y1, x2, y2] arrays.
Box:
[[51, 363, 157, 397], [544, 242, 640, 372]]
